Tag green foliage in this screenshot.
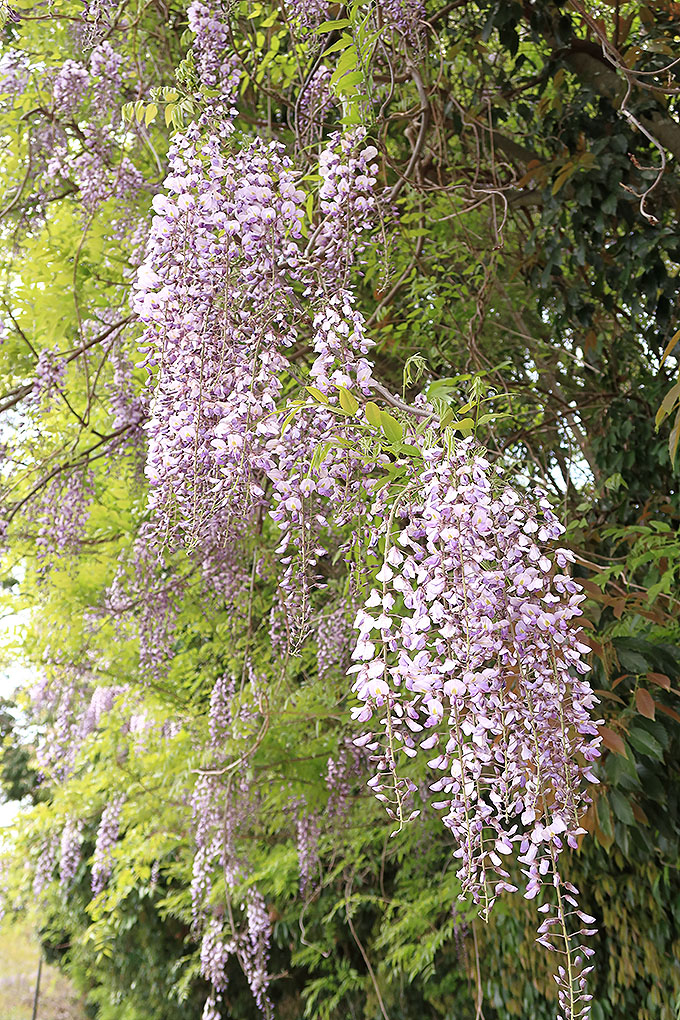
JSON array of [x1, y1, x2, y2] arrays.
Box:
[[0, 699, 36, 803]]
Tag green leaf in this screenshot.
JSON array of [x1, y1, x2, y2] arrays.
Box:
[[609, 789, 635, 826], [604, 472, 627, 491], [655, 380, 680, 427], [616, 647, 648, 675], [606, 745, 639, 789], [310, 441, 332, 471], [281, 401, 304, 432], [305, 190, 314, 224], [426, 378, 459, 404], [627, 727, 664, 760], [590, 1002, 605, 1020], [338, 387, 359, 415], [321, 34, 353, 58], [306, 386, 328, 404], [365, 401, 382, 427], [476, 411, 511, 426], [450, 417, 475, 434], [335, 70, 363, 97], [314, 18, 351, 32], [330, 47, 358, 90], [380, 411, 403, 444], [596, 796, 613, 837]]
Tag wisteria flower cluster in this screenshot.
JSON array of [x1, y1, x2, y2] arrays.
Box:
[[52, 59, 90, 115], [91, 794, 124, 895], [43, 43, 145, 220], [286, 0, 332, 30], [59, 818, 84, 891], [380, 0, 426, 46], [32, 349, 66, 409], [295, 806, 321, 895], [135, 118, 377, 553], [191, 680, 273, 1016], [298, 64, 336, 143], [0, 48, 29, 98], [133, 44, 382, 650], [325, 736, 369, 824], [286, 0, 424, 42], [188, 0, 241, 119], [350, 437, 601, 1017], [33, 470, 94, 566]]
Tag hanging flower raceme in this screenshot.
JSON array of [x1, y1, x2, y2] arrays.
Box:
[[0, 48, 29, 98], [91, 794, 124, 895], [188, 0, 241, 123], [298, 64, 335, 143], [134, 94, 380, 580], [32, 349, 66, 409], [326, 735, 369, 824], [286, 0, 332, 30], [33, 834, 59, 897], [105, 522, 185, 679], [59, 818, 84, 891], [52, 59, 90, 115], [134, 126, 308, 542], [134, 0, 381, 558], [314, 133, 379, 290], [349, 436, 601, 1020], [380, 0, 426, 46], [41, 43, 145, 224], [190, 687, 274, 1017]]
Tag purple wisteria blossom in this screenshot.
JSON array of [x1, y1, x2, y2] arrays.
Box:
[[200, 918, 231, 991], [326, 736, 368, 824], [59, 818, 84, 891], [0, 48, 29, 97], [33, 349, 66, 409], [34, 470, 94, 569], [208, 674, 235, 747], [91, 795, 124, 895], [33, 834, 59, 896], [317, 600, 353, 680], [298, 64, 335, 143], [349, 437, 601, 1016], [286, 0, 331, 30], [296, 809, 320, 895], [52, 60, 90, 114], [89, 41, 124, 111], [381, 0, 426, 46]]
